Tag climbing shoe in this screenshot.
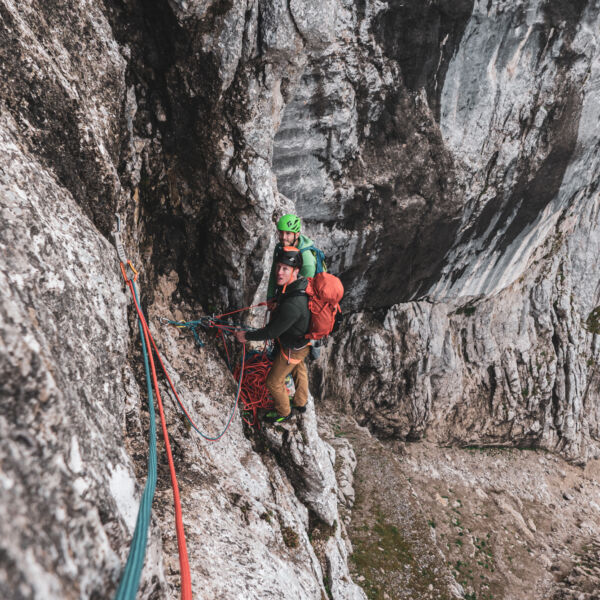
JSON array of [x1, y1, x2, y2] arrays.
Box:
[[263, 411, 293, 424]]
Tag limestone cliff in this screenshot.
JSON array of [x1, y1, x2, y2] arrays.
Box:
[[1, 0, 600, 599], [318, 0, 600, 463]]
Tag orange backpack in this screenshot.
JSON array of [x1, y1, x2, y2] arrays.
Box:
[[303, 272, 344, 340]]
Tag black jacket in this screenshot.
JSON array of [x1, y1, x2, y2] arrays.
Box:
[[246, 278, 310, 348]]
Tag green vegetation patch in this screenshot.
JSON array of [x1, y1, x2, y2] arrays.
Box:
[[281, 526, 299, 548], [350, 510, 448, 600], [308, 512, 337, 543], [585, 306, 600, 335], [351, 511, 413, 599], [454, 304, 477, 316]]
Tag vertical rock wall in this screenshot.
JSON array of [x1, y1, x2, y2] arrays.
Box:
[[272, 0, 474, 309], [319, 0, 600, 462], [0, 112, 143, 598], [0, 2, 151, 596]]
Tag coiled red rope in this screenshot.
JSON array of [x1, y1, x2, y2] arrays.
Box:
[[233, 351, 274, 426]]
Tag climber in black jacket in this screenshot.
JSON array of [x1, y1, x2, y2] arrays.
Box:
[[234, 246, 310, 423]]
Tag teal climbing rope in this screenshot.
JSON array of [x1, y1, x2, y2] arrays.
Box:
[[114, 280, 157, 600]]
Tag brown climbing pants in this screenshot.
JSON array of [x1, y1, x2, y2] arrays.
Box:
[[265, 345, 311, 416]]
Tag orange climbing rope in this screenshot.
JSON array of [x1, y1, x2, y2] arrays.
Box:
[[121, 261, 193, 600]]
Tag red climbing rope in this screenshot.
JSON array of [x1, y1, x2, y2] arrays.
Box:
[[122, 264, 193, 600], [165, 302, 274, 427], [214, 302, 266, 319], [233, 352, 274, 426]]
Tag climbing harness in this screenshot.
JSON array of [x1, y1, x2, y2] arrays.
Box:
[[113, 216, 192, 600], [278, 341, 311, 365]]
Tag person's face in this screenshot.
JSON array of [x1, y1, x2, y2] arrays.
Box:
[[278, 230, 298, 246], [275, 263, 298, 286]]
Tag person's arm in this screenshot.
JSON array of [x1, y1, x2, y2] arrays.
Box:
[[300, 248, 316, 279], [245, 301, 301, 342]]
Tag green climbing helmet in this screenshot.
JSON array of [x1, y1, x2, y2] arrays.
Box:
[[277, 214, 301, 233]]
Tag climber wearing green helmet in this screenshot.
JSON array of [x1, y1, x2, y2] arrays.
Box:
[[266, 214, 316, 306]]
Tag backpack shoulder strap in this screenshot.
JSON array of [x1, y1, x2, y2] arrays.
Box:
[[282, 289, 307, 299]]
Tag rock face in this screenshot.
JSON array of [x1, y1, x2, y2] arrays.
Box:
[[0, 112, 140, 598], [272, 0, 471, 310], [318, 0, 600, 463], [2, 0, 600, 598]]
